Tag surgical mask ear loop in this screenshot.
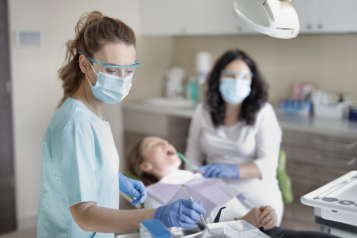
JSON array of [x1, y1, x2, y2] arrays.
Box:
[[87, 58, 99, 77], [85, 58, 98, 87]]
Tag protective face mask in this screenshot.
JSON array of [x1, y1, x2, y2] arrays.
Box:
[[219, 78, 251, 104], [86, 63, 133, 104]]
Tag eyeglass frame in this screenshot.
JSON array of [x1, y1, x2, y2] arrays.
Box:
[[78, 51, 140, 68], [220, 70, 254, 79]]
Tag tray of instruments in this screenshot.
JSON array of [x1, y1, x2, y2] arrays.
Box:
[[202, 220, 269, 238]]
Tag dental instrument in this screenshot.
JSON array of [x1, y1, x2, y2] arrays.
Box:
[[177, 153, 200, 171], [182, 185, 231, 238]]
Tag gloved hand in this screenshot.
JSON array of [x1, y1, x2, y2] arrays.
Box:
[[118, 173, 147, 205], [154, 199, 206, 229], [199, 164, 240, 179]]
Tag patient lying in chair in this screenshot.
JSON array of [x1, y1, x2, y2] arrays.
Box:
[[127, 136, 339, 238]]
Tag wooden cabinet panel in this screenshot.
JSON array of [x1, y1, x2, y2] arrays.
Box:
[[283, 161, 319, 231], [167, 116, 191, 136], [291, 162, 350, 184], [294, 132, 357, 154], [282, 157, 351, 231], [294, 147, 357, 170], [124, 109, 168, 136]]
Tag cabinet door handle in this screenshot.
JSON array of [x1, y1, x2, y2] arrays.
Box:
[[316, 154, 356, 167], [314, 139, 357, 150]]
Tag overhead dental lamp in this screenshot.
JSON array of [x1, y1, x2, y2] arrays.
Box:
[[233, 0, 300, 39]]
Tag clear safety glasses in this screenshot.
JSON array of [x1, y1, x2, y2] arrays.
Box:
[[79, 51, 140, 78], [221, 70, 254, 81]]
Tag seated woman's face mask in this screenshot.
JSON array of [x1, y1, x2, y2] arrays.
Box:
[[79, 51, 140, 104], [219, 70, 253, 104]]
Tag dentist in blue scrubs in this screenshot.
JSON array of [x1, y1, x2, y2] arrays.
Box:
[[37, 11, 205, 238]]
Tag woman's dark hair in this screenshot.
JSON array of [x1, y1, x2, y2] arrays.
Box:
[[205, 49, 268, 126], [127, 138, 158, 186]]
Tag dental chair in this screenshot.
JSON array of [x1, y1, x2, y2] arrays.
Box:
[[277, 149, 294, 204], [121, 149, 294, 207]]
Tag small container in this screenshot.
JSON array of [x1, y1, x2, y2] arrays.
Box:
[[186, 79, 199, 103], [207, 220, 270, 238], [140, 219, 173, 238], [314, 102, 350, 120], [278, 99, 312, 117]]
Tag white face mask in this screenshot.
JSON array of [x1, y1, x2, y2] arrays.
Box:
[[86, 62, 133, 104], [219, 78, 251, 104]]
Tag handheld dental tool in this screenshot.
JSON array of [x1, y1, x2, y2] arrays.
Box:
[[182, 185, 230, 238], [182, 185, 213, 234], [236, 194, 254, 210], [177, 153, 200, 171]]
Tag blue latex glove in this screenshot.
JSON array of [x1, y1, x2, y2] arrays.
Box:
[[118, 173, 147, 205], [199, 163, 240, 179], [154, 199, 206, 229]]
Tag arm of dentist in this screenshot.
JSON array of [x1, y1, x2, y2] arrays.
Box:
[[70, 199, 206, 233], [70, 203, 156, 233]]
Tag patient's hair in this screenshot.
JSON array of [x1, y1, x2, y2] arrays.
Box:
[[127, 139, 159, 186]]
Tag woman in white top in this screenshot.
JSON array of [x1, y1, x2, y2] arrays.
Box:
[[185, 50, 284, 225]]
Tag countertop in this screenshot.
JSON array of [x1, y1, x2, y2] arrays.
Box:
[[123, 101, 357, 137], [123, 100, 195, 118]]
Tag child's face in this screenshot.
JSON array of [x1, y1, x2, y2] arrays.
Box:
[[140, 137, 182, 176]]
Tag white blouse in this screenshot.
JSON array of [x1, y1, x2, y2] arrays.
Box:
[[185, 102, 284, 225]]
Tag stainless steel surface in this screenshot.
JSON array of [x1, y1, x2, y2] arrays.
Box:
[[169, 223, 205, 238]]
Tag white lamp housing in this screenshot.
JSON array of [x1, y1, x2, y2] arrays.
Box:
[[233, 0, 300, 39]]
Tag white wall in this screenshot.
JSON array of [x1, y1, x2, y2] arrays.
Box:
[[8, 0, 173, 229]]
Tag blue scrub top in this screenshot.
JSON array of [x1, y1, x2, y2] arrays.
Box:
[[37, 98, 119, 238]]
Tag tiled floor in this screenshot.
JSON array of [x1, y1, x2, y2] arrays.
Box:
[[0, 227, 36, 238]]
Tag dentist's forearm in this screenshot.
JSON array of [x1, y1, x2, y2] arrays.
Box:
[[70, 202, 156, 233], [238, 163, 262, 179]]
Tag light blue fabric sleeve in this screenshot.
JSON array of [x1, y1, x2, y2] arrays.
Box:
[[58, 122, 97, 207]]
